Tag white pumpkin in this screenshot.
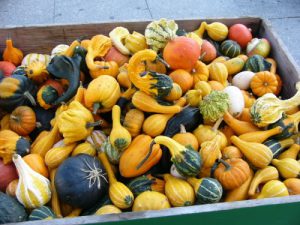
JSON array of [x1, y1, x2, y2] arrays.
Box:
[[232, 71, 255, 90], [223, 86, 245, 117]]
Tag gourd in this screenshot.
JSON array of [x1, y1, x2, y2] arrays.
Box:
[[194, 81, 211, 97], [124, 31, 147, 54], [6, 179, 19, 197], [9, 106, 36, 136], [132, 191, 170, 211], [187, 177, 223, 204], [45, 141, 77, 169], [72, 142, 96, 157], [29, 206, 56, 220], [31, 124, 60, 157], [220, 40, 241, 58], [164, 83, 182, 101], [272, 158, 300, 179], [256, 180, 289, 199], [0, 159, 18, 192], [102, 137, 121, 165], [0, 191, 27, 224], [55, 154, 108, 209], [214, 158, 251, 190], [142, 97, 186, 137], [223, 57, 245, 76], [37, 79, 64, 109], [222, 146, 243, 159], [46, 55, 81, 105], [0, 130, 30, 164], [263, 138, 295, 158], [283, 178, 300, 195], [223, 112, 260, 135], [169, 69, 193, 93], [25, 61, 49, 84], [279, 144, 300, 160], [51, 44, 69, 58], [95, 205, 121, 215], [50, 169, 61, 217], [128, 49, 173, 98], [0, 61, 16, 76], [244, 55, 272, 72], [200, 39, 217, 63], [238, 108, 252, 123], [195, 22, 228, 41], [95, 140, 134, 209], [139, 136, 201, 177], [117, 64, 130, 88], [200, 135, 222, 168], [119, 135, 162, 178], [3, 38, 24, 66], [164, 174, 195, 207], [132, 91, 182, 114], [250, 71, 278, 96], [185, 89, 202, 107], [238, 126, 282, 143], [230, 136, 273, 169], [0, 75, 37, 112], [232, 71, 255, 90], [1, 114, 10, 130], [225, 170, 253, 202], [84, 75, 121, 114], [223, 86, 245, 117], [110, 105, 131, 151], [241, 90, 256, 108], [145, 18, 178, 52], [172, 124, 199, 151], [90, 61, 119, 79], [109, 27, 130, 55], [247, 38, 271, 58], [248, 166, 279, 196], [21, 53, 50, 67], [209, 62, 228, 86], [23, 153, 49, 178], [220, 125, 235, 145], [128, 175, 165, 196], [123, 109, 144, 137], [13, 154, 51, 208], [145, 59, 167, 74], [192, 61, 209, 85]]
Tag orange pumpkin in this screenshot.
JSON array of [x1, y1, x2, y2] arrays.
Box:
[[23, 153, 49, 178], [250, 71, 278, 97], [191, 61, 209, 85], [169, 69, 193, 93], [214, 158, 251, 190], [9, 106, 36, 136]]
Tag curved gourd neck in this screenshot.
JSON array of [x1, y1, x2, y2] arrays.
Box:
[[282, 88, 300, 109], [98, 152, 117, 184], [153, 136, 185, 157], [112, 105, 122, 128]]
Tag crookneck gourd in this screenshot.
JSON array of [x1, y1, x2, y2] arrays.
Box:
[[3, 38, 24, 66], [128, 49, 173, 99], [47, 55, 81, 105]]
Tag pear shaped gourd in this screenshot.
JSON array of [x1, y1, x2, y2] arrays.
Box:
[[272, 158, 300, 179], [256, 180, 289, 199], [199, 135, 222, 168]]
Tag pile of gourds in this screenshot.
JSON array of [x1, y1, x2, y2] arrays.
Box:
[[0, 18, 300, 224]]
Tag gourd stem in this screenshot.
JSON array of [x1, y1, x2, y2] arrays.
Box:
[[136, 140, 155, 170], [180, 124, 187, 134], [23, 91, 37, 106], [212, 117, 224, 132], [36, 122, 42, 128], [86, 120, 103, 128], [156, 56, 170, 68], [10, 115, 19, 122], [218, 158, 231, 171], [93, 102, 101, 115]]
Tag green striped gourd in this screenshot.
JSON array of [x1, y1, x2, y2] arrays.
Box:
[[263, 138, 295, 158], [244, 55, 272, 72], [128, 175, 165, 197], [29, 206, 56, 221], [220, 40, 241, 58], [21, 53, 51, 67]]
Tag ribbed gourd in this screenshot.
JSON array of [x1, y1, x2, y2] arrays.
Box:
[[194, 22, 228, 41], [109, 27, 131, 55], [272, 158, 300, 179], [71, 142, 96, 156], [187, 177, 223, 204], [244, 55, 272, 72], [199, 135, 222, 168], [220, 40, 241, 58], [29, 206, 57, 221], [164, 174, 195, 207], [124, 31, 147, 54], [263, 138, 295, 158], [102, 137, 121, 165], [123, 109, 145, 137], [279, 144, 300, 159], [209, 62, 228, 86], [95, 205, 121, 215], [145, 18, 178, 52], [110, 105, 132, 151], [13, 154, 51, 208], [256, 180, 289, 199], [238, 126, 282, 143], [132, 191, 170, 211]]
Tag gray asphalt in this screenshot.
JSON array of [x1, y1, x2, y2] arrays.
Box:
[[0, 0, 299, 65]]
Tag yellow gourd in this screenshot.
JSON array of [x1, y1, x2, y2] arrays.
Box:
[[238, 126, 282, 143], [279, 144, 300, 159], [230, 136, 273, 169], [50, 169, 62, 217], [45, 141, 77, 169], [63, 39, 81, 57], [248, 166, 279, 196], [132, 191, 170, 211], [256, 180, 289, 199], [283, 178, 300, 195], [117, 64, 131, 88], [71, 142, 96, 156], [194, 81, 211, 97], [65, 208, 82, 218], [199, 135, 222, 168], [95, 205, 122, 215], [124, 31, 147, 54], [3, 38, 24, 66], [123, 109, 145, 137], [164, 83, 183, 101], [191, 61, 209, 84], [209, 62, 228, 86], [272, 158, 300, 179], [110, 105, 132, 151], [13, 154, 51, 208], [204, 22, 228, 41], [223, 57, 245, 76], [185, 89, 202, 107]]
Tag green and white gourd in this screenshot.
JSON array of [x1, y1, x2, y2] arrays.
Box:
[[21, 53, 51, 67], [29, 206, 56, 221], [51, 44, 69, 59]]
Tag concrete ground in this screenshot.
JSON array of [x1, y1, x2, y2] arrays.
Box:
[[0, 0, 300, 65]]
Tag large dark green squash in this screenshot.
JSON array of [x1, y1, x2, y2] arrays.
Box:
[[0, 191, 28, 224], [29, 206, 56, 221], [220, 40, 241, 58], [244, 54, 272, 72], [264, 138, 294, 158]]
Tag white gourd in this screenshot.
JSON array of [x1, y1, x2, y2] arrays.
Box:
[[223, 86, 245, 117], [232, 71, 255, 90], [51, 44, 69, 58]]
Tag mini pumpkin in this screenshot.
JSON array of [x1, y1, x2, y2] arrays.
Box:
[[9, 106, 36, 136], [250, 71, 278, 97]]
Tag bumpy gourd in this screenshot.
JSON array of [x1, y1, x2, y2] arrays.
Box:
[[13, 154, 51, 208], [25, 61, 49, 84]]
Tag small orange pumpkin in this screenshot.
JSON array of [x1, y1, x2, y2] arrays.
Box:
[[172, 124, 199, 151], [23, 153, 49, 178], [169, 69, 193, 93], [9, 106, 36, 136], [250, 71, 278, 97]]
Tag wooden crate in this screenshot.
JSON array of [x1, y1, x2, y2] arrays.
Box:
[[0, 17, 300, 225]]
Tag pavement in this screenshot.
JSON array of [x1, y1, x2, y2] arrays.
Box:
[[0, 0, 300, 65]]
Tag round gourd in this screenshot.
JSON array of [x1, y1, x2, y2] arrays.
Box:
[[283, 178, 300, 195], [244, 55, 272, 72], [220, 40, 241, 58], [51, 44, 69, 58], [201, 40, 217, 63], [164, 83, 183, 101], [55, 154, 108, 209], [250, 71, 278, 97], [169, 69, 194, 93], [247, 38, 271, 58], [228, 24, 252, 49], [9, 106, 36, 136], [232, 71, 255, 90], [95, 205, 121, 215], [172, 124, 199, 151], [192, 61, 209, 85], [0, 159, 18, 192], [124, 31, 147, 54], [0, 61, 16, 76], [132, 191, 170, 211], [21, 53, 50, 67], [29, 206, 56, 220], [194, 81, 211, 97]]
